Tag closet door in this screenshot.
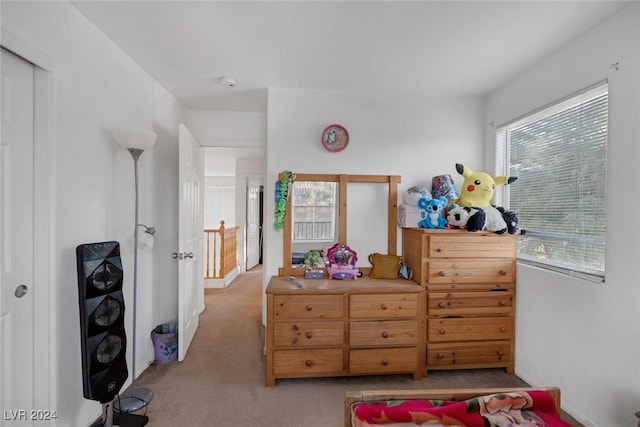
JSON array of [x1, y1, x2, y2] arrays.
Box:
[[0, 48, 36, 424]]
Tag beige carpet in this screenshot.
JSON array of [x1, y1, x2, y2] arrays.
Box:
[[131, 267, 579, 426]]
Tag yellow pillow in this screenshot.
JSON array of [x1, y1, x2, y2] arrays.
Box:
[[368, 253, 401, 279]]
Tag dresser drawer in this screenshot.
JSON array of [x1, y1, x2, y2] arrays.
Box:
[[427, 341, 511, 367], [427, 283, 513, 292], [428, 317, 513, 342], [349, 320, 417, 347], [429, 235, 516, 259], [272, 349, 343, 375], [427, 259, 515, 284], [273, 295, 343, 319], [274, 321, 344, 348], [350, 294, 418, 319], [349, 347, 418, 374], [428, 291, 513, 316]]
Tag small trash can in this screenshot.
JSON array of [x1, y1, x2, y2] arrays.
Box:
[[151, 323, 178, 363]]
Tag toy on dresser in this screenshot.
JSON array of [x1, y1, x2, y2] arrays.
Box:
[[398, 185, 431, 228], [446, 162, 519, 234], [417, 196, 448, 229], [454, 163, 517, 208], [303, 250, 325, 279], [326, 243, 359, 280]]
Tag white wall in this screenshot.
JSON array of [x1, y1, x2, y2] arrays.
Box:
[[264, 88, 484, 284], [485, 4, 640, 426], [2, 2, 186, 425], [187, 110, 266, 148]]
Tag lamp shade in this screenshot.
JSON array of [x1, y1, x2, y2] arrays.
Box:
[[138, 230, 154, 249], [113, 129, 157, 151], [432, 174, 459, 200]]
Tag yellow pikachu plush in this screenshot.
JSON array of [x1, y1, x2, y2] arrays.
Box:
[[455, 163, 517, 207]]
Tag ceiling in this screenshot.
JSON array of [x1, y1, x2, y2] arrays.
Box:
[[71, 1, 630, 113]]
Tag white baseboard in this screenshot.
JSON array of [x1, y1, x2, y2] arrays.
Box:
[[205, 266, 241, 289]]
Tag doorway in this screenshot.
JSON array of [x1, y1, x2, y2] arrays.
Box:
[[246, 180, 263, 270], [203, 147, 264, 276]]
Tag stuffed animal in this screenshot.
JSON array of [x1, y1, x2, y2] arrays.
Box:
[[417, 196, 448, 229], [496, 206, 519, 234], [447, 204, 516, 234], [403, 185, 431, 206], [447, 205, 488, 232], [455, 163, 517, 207]]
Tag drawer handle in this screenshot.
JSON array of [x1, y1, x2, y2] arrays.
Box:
[[500, 327, 507, 333], [436, 247, 442, 253], [381, 359, 388, 366], [292, 337, 298, 344], [499, 300, 509, 306], [305, 305, 313, 311], [437, 353, 445, 359], [497, 351, 505, 359], [438, 328, 446, 335], [438, 301, 447, 308], [381, 332, 389, 339], [292, 324, 299, 331], [381, 304, 388, 310], [305, 332, 313, 339], [499, 270, 508, 276], [438, 271, 446, 277], [305, 360, 314, 367]]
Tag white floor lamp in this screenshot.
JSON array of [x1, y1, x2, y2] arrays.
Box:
[[113, 129, 157, 413]]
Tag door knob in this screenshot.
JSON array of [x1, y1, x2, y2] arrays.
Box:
[[15, 284, 28, 298], [172, 252, 194, 260]]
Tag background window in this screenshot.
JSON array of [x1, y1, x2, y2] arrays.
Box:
[[495, 82, 608, 282], [292, 181, 337, 242]]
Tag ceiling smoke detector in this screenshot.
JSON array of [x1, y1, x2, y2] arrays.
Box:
[[220, 77, 237, 88]]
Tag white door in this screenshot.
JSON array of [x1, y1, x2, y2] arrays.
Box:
[[246, 179, 261, 270], [0, 49, 35, 425], [177, 124, 203, 361]]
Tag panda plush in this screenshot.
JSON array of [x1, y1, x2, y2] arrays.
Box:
[[447, 205, 488, 232], [447, 204, 514, 234], [496, 206, 519, 234]]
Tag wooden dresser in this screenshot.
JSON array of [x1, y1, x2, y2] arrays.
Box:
[[265, 276, 425, 386], [402, 228, 517, 375]]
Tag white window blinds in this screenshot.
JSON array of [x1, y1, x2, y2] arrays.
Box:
[[291, 181, 337, 242], [496, 82, 608, 282]]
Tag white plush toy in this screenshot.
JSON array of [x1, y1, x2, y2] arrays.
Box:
[[447, 204, 510, 234], [403, 185, 431, 206]]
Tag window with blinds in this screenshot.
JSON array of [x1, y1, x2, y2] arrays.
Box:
[[495, 82, 608, 282], [291, 181, 337, 242]]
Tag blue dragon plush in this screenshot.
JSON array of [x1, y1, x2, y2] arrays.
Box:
[[417, 196, 448, 229]]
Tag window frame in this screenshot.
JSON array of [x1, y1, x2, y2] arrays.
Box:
[[495, 81, 608, 283]]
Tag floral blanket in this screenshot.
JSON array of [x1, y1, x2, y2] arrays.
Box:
[[351, 390, 571, 426]]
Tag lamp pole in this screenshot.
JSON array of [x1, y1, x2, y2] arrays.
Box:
[[114, 147, 153, 413]]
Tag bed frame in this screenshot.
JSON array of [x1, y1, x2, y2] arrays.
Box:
[[344, 387, 562, 427]]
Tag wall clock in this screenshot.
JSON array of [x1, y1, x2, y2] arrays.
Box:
[[321, 124, 349, 152]]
